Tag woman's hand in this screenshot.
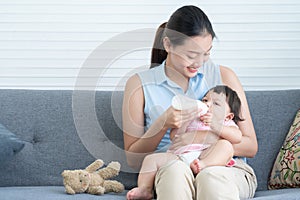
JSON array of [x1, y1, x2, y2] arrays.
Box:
[[168, 131, 197, 151], [160, 106, 201, 130]]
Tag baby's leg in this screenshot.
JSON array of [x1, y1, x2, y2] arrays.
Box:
[[127, 152, 177, 200], [190, 139, 234, 175]]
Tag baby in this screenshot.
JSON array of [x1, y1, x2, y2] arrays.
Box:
[[127, 85, 243, 200]]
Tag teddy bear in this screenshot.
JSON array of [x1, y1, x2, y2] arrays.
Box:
[[61, 159, 124, 195]]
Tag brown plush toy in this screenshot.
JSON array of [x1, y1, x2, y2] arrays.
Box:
[[61, 159, 124, 195]]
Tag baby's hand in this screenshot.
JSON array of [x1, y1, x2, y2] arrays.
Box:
[[200, 112, 223, 134], [200, 112, 213, 126]]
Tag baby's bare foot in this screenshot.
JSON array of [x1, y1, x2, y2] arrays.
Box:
[[126, 187, 153, 200], [190, 159, 202, 175]]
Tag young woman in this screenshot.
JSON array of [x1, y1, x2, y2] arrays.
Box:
[[123, 5, 258, 200]]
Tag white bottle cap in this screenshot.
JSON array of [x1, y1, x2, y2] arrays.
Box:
[[172, 94, 208, 116]]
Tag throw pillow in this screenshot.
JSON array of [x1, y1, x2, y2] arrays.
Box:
[[0, 123, 25, 164], [268, 109, 300, 189]]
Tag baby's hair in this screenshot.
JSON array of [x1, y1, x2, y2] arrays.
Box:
[[208, 85, 244, 123]]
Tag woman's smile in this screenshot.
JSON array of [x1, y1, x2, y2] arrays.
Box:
[[187, 66, 199, 74]]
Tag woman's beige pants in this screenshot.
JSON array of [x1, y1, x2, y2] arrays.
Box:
[[154, 158, 257, 200]]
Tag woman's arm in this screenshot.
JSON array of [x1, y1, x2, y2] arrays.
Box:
[[220, 66, 258, 157], [123, 74, 200, 168], [122, 74, 165, 168]]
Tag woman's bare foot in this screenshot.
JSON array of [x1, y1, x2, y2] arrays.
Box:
[[126, 187, 153, 200], [190, 159, 203, 175]]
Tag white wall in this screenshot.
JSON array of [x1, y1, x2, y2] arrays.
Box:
[[0, 0, 299, 90]]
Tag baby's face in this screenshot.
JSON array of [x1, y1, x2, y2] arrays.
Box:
[[202, 91, 230, 121]]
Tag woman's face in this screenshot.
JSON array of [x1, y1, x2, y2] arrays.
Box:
[[165, 34, 213, 79]]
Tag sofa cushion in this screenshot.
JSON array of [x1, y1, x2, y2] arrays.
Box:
[[268, 109, 300, 189], [0, 123, 25, 164], [0, 186, 128, 200], [254, 188, 300, 199]]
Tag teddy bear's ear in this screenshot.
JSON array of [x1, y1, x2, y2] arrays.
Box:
[[61, 170, 70, 177], [85, 159, 104, 173]]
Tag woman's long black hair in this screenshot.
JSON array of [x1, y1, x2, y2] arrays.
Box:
[[150, 5, 216, 68]]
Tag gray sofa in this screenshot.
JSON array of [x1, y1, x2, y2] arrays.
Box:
[[0, 89, 299, 199]]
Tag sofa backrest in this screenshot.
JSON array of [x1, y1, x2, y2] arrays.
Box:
[[246, 90, 300, 190], [0, 90, 136, 189], [0, 89, 299, 191]]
